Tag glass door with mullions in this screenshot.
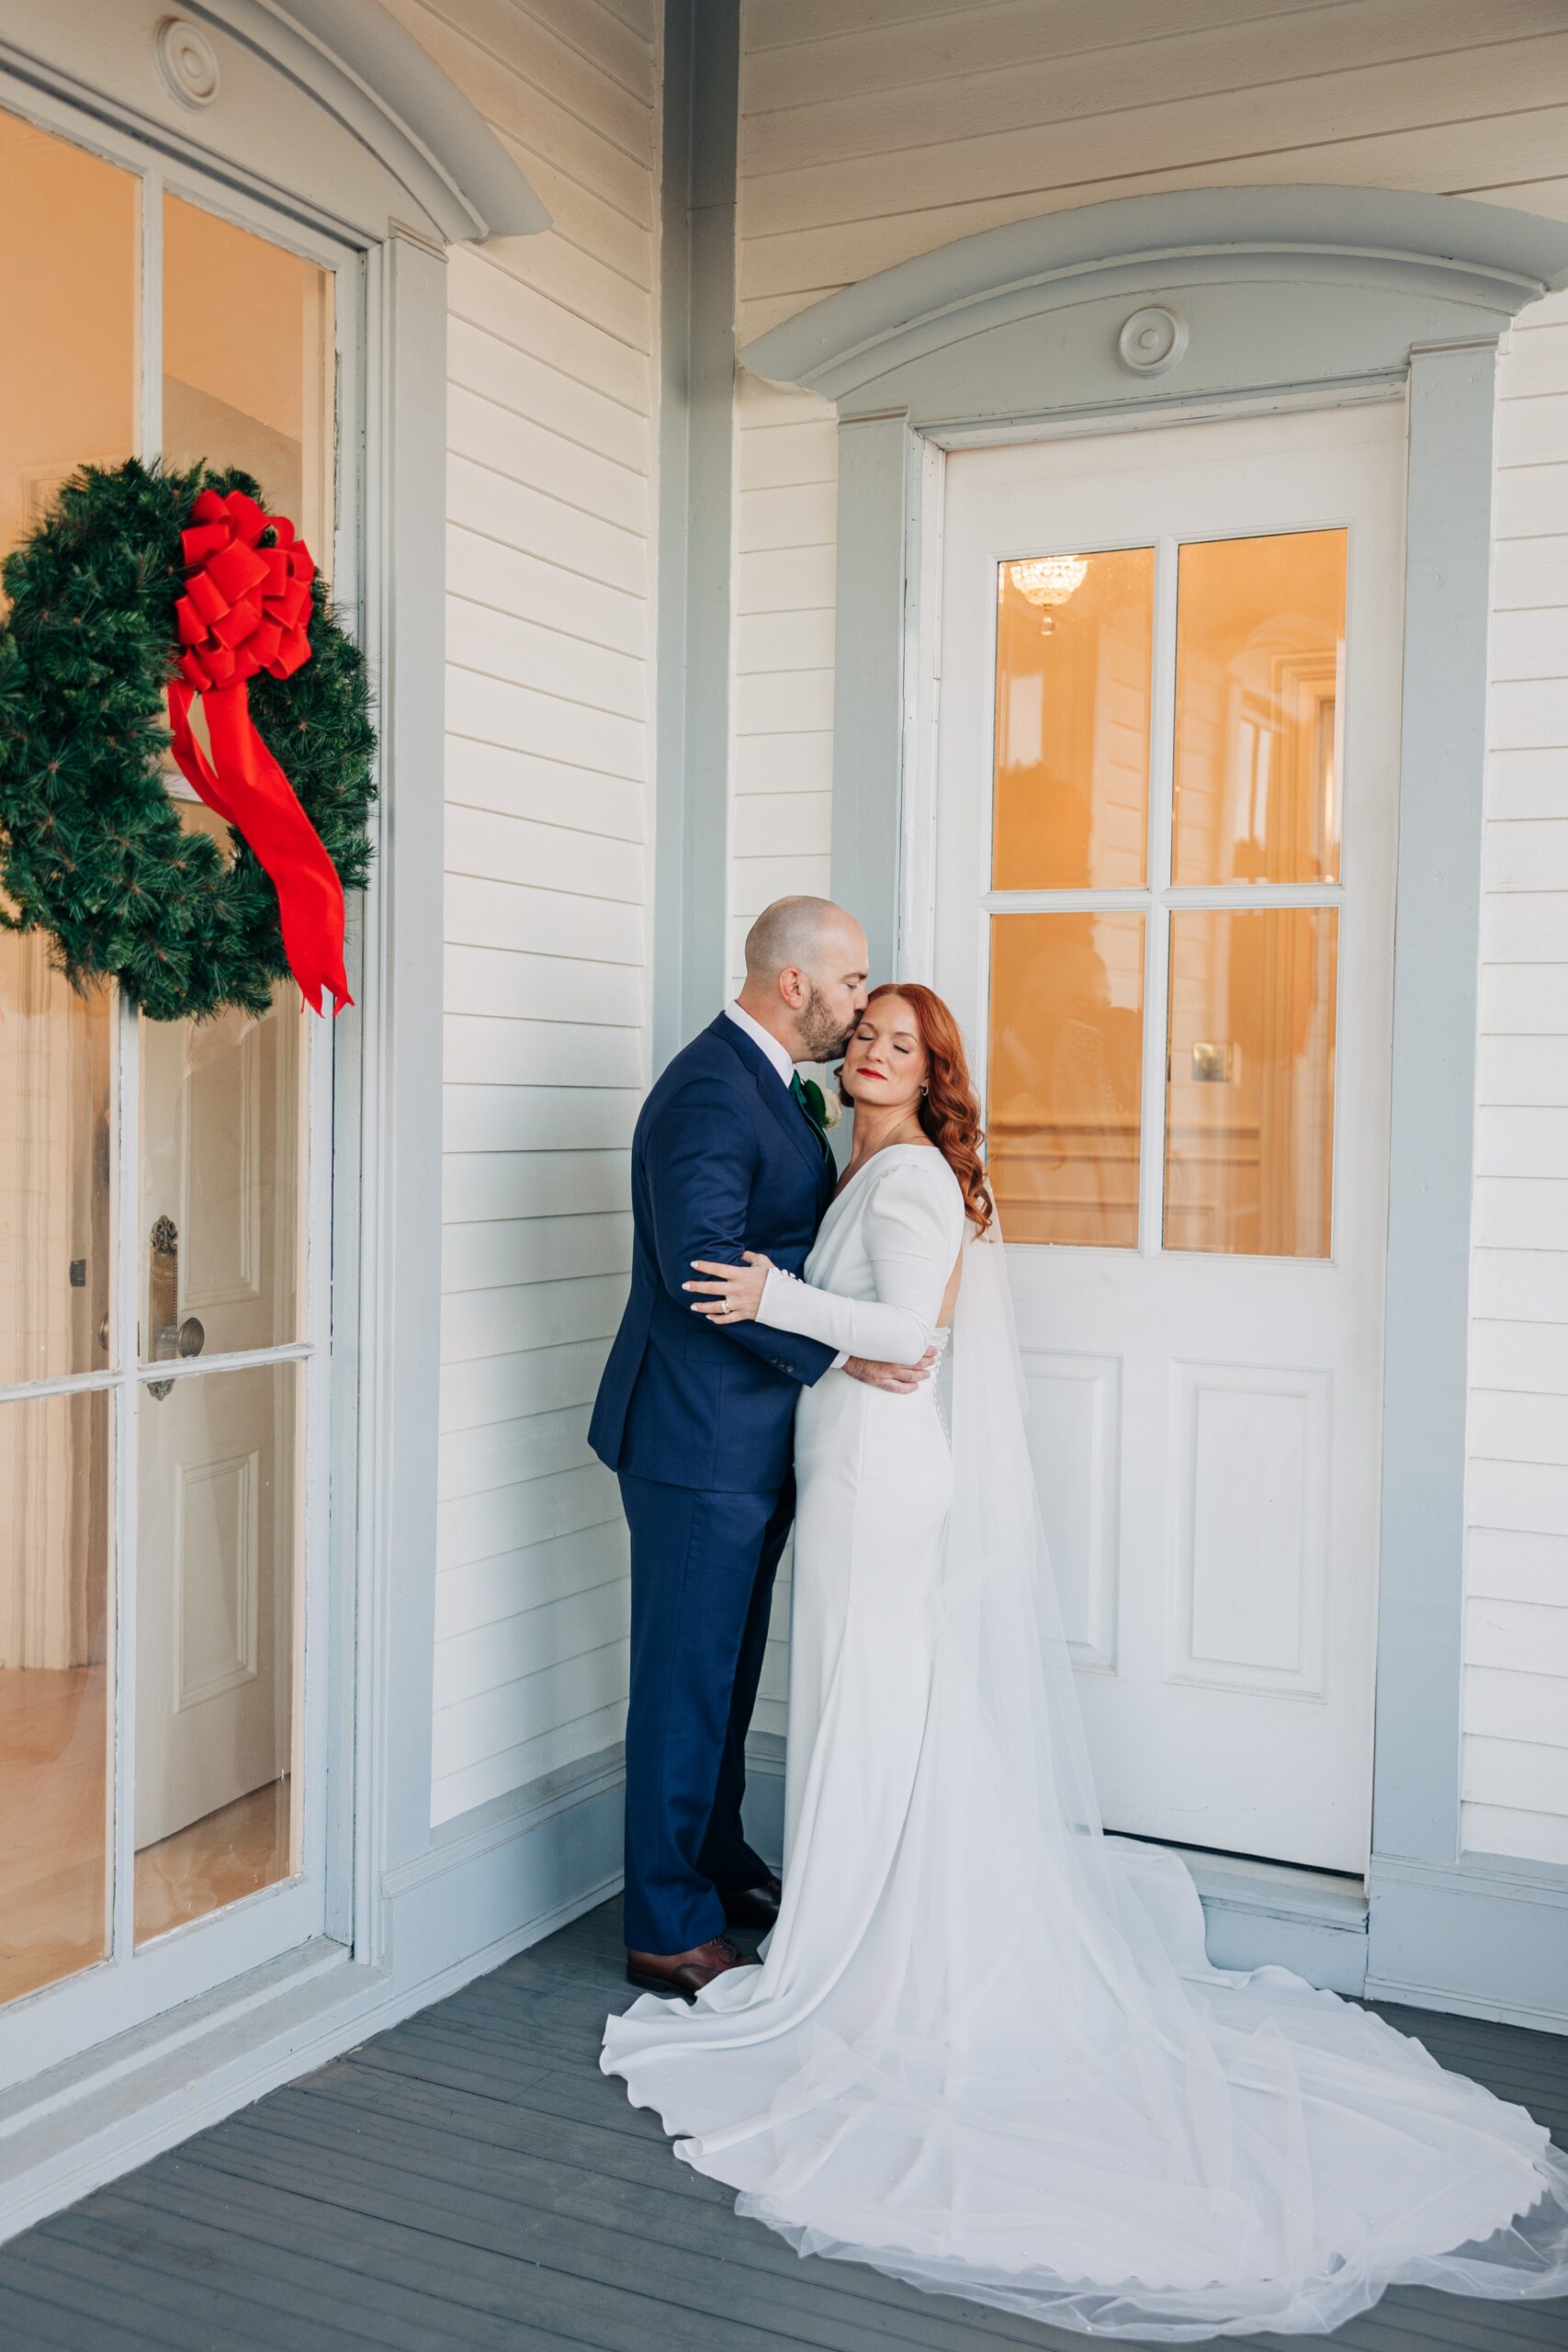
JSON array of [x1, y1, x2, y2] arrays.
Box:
[[0, 95, 350, 2046]]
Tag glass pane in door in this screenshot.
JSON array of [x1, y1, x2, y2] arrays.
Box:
[[134, 1360, 302, 1942], [140, 969, 307, 1364], [0, 933, 113, 1384], [988, 911, 1145, 1246], [0, 106, 138, 557], [1172, 530, 1346, 885], [1165, 908, 1338, 1257], [0, 108, 133, 2006], [0, 1389, 112, 2002], [163, 192, 334, 548], [994, 548, 1155, 888]]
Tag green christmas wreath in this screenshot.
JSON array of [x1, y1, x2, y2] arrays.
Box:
[[0, 458, 376, 1023]]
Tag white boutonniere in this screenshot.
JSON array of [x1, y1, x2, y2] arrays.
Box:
[[801, 1075, 840, 1131]]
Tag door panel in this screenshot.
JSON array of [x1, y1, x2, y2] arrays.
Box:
[[932, 404, 1404, 1871]]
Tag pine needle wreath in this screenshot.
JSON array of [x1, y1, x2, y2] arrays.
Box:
[[0, 458, 376, 1022]]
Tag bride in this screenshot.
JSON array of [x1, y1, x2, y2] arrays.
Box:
[[600, 982, 1568, 2340]]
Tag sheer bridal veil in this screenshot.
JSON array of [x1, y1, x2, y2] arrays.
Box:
[[741, 1222, 1568, 2340]]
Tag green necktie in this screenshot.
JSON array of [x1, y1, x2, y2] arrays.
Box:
[[790, 1070, 832, 1162]]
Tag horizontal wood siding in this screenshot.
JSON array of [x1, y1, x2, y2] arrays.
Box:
[[735, 2, 1568, 1852], [1462, 287, 1568, 1867], [389, 0, 658, 1826], [729, 373, 838, 1002]]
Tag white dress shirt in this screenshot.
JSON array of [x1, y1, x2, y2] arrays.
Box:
[[722, 1001, 848, 1371], [724, 998, 794, 1087]]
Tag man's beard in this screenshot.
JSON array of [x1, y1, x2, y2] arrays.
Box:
[[798, 984, 854, 1064]]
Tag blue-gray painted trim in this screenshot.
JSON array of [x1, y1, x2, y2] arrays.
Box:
[[747, 185, 1568, 2022], [652, 0, 739, 1072], [224, 0, 550, 241], [1369, 1856, 1568, 2032], [742, 186, 1568, 412], [830, 414, 916, 990], [372, 234, 450, 1885], [1370, 343, 1497, 1877]]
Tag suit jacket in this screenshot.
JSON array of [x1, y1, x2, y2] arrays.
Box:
[[589, 1013, 838, 1494]]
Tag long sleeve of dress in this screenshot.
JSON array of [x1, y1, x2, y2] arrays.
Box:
[[756, 1155, 962, 1367]]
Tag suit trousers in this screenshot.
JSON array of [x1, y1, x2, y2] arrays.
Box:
[[619, 1469, 794, 1955]]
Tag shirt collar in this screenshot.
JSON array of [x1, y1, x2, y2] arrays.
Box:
[[724, 1000, 794, 1088]]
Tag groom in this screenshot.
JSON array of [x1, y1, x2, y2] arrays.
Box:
[[591, 897, 927, 1998]]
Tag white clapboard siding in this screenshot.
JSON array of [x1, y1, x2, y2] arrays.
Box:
[[1461, 284, 1568, 1865], [389, 0, 658, 1826], [734, 2, 1568, 1864], [728, 371, 839, 989]]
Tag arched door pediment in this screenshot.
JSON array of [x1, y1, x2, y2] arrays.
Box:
[[741, 186, 1568, 422]]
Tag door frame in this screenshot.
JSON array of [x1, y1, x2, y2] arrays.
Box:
[[740, 186, 1568, 2025], [0, 0, 544, 2123]]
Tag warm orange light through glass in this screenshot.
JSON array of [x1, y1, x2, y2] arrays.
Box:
[[164, 193, 334, 553], [1172, 530, 1345, 886], [0, 932, 113, 1386], [0, 1388, 112, 2004], [1164, 908, 1337, 1258], [0, 107, 138, 563], [987, 911, 1145, 1248], [993, 548, 1155, 889]]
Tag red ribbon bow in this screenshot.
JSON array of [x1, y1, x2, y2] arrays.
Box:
[[167, 487, 352, 1015]]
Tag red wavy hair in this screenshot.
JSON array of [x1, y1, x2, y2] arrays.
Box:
[[844, 983, 994, 1232]]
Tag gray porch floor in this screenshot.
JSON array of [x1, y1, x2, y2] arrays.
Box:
[[3, 1899, 1567, 2352]]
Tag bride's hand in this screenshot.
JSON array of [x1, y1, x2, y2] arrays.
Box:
[[685, 1252, 773, 1324]]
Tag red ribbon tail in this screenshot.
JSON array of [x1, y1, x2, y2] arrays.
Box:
[[166, 681, 239, 827], [198, 683, 353, 1017]]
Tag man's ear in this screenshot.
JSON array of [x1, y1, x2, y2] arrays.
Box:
[[777, 966, 807, 1011]]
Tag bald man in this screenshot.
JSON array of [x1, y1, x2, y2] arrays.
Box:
[[591, 899, 926, 1998]]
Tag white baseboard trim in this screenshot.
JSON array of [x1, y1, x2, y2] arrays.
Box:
[[0, 1748, 626, 2247], [1367, 1852, 1568, 2033]]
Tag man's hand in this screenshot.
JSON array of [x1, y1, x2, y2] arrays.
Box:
[[843, 1346, 938, 1394]]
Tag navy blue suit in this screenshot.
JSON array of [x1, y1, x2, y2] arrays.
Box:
[[591, 1013, 837, 1952]]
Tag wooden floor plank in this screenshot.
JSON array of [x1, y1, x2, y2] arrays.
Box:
[[292, 2063, 1055, 2352], [95, 2167, 603, 2352], [67, 2182, 491, 2352], [182, 2113, 829, 2352], [0, 2240, 239, 2352], [17, 2219, 358, 2352], [0, 2279, 164, 2352], [163, 2150, 647, 2352], [3, 1894, 1567, 2352], [214, 2091, 958, 2352]]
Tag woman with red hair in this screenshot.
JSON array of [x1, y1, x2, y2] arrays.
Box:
[[602, 984, 1568, 2343]]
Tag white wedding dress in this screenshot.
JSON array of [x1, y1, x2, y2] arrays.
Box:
[[602, 1143, 1568, 2339]]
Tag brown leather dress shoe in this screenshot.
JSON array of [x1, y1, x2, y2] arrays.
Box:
[[721, 1872, 783, 1930], [625, 1933, 755, 2002]]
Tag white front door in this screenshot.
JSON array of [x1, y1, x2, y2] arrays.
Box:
[[930, 404, 1404, 1872]]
